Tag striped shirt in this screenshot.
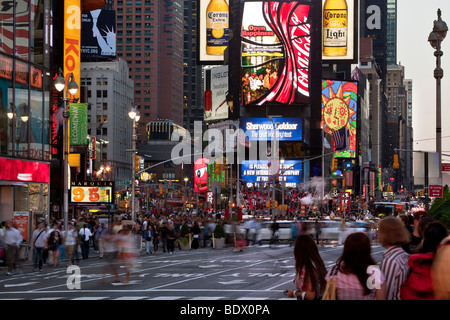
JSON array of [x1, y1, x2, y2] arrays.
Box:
[[325, 265, 385, 300], [380, 246, 410, 300]]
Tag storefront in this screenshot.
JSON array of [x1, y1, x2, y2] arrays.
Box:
[[0, 157, 50, 245]]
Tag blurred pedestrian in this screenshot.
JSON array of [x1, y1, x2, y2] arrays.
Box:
[[167, 223, 176, 254], [285, 235, 327, 300], [407, 212, 423, 253], [159, 221, 169, 253], [270, 219, 280, 246], [191, 221, 201, 249], [325, 232, 386, 300], [101, 226, 120, 283], [62, 222, 78, 266], [79, 223, 92, 259], [96, 222, 108, 258], [4, 220, 22, 276], [117, 225, 137, 283], [31, 221, 47, 272], [431, 235, 450, 300], [378, 216, 411, 300], [400, 221, 448, 300]]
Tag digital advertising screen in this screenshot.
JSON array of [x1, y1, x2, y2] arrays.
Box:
[[241, 160, 302, 188], [240, 0, 320, 106], [198, 0, 229, 64], [81, 9, 116, 58], [241, 117, 302, 141], [70, 181, 114, 204], [204, 66, 229, 121], [321, 79, 358, 158], [322, 0, 358, 63]]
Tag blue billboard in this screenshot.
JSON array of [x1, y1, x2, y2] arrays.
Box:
[[241, 160, 302, 188], [241, 117, 302, 141]]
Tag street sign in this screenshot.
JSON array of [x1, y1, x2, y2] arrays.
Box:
[[429, 185, 443, 198], [123, 180, 130, 185], [330, 188, 340, 198], [442, 163, 450, 172], [344, 161, 353, 170]]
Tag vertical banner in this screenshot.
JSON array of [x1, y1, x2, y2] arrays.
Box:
[[69, 103, 88, 145], [64, 0, 82, 101]]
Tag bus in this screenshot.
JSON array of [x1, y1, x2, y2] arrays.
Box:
[[371, 202, 409, 217]]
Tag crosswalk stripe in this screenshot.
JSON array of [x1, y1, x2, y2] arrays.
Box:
[[188, 296, 224, 300], [34, 297, 63, 300], [148, 296, 185, 300], [72, 297, 107, 300], [113, 296, 149, 300], [236, 297, 268, 300]]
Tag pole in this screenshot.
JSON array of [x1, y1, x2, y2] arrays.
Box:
[[131, 119, 136, 221], [425, 152, 429, 212], [435, 37, 443, 186], [63, 98, 70, 232], [272, 124, 277, 220]]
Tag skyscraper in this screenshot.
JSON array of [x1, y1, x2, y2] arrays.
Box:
[[387, 0, 397, 65]]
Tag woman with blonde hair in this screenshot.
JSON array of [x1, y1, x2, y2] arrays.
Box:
[[378, 216, 411, 300]]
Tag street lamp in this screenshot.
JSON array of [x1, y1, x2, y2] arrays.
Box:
[[54, 68, 78, 232], [184, 177, 189, 212], [128, 106, 140, 221], [428, 8, 448, 185]]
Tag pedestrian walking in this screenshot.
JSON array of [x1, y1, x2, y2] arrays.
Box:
[[3, 220, 22, 276], [159, 221, 169, 253], [31, 221, 47, 272], [101, 225, 120, 283], [325, 232, 386, 300], [431, 235, 450, 300], [117, 225, 137, 283], [191, 221, 201, 249], [285, 235, 327, 300], [96, 222, 108, 258], [63, 222, 79, 266], [79, 223, 93, 259], [400, 221, 448, 300], [143, 224, 154, 254], [377, 216, 411, 300], [47, 224, 62, 267], [167, 223, 176, 254]]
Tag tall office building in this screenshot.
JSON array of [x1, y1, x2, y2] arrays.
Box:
[[404, 79, 413, 127], [183, 0, 204, 132], [387, 0, 397, 65], [111, 0, 184, 144]]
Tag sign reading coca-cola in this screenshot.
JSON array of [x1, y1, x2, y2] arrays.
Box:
[[240, 0, 320, 106]]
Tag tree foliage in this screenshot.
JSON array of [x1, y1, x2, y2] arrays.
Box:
[[429, 185, 450, 228]]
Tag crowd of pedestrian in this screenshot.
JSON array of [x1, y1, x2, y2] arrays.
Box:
[[284, 212, 449, 300]]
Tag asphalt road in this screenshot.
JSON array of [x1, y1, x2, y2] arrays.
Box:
[[0, 241, 386, 301]]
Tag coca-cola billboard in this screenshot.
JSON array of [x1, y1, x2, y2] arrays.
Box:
[[240, 1, 321, 106]]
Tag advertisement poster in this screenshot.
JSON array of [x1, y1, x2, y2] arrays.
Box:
[[14, 211, 29, 244], [241, 0, 319, 106], [321, 79, 358, 158], [204, 66, 229, 121], [81, 9, 116, 58], [70, 181, 114, 203], [198, 0, 229, 64], [322, 0, 357, 62]]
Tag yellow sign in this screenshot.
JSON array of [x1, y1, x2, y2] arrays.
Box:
[[64, 0, 81, 101]]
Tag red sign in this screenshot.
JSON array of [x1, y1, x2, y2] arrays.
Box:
[[0, 159, 49, 183], [442, 163, 450, 172], [429, 185, 443, 198]]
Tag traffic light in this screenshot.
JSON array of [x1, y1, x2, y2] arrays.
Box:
[[135, 155, 140, 171], [420, 189, 425, 196], [331, 158, 338, 171], [393, 154, 399, 169]]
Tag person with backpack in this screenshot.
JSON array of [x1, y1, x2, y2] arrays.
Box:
[[79, 223, 93, 259], [31, 221, 47, 272]]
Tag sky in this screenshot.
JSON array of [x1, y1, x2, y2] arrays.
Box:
[[397, 0, 450, 160]]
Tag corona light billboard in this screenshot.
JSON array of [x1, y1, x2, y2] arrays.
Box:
[[321, 79, 358, 158], [240, 0, 321, 106], [322, 0, 358, 63]]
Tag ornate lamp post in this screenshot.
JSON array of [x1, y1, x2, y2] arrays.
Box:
[[54, 69, 78, 232], [128, 106, 140, 221], [428, 9, 448, 186]]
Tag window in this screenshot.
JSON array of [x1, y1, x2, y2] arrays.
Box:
[[102, 127, 107, 135]]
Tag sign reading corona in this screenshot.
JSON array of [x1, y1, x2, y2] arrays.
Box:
[[70, 181, 114, 204], [64, 0, 81, 101]]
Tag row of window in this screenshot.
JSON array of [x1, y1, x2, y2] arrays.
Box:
[[117, 0, 152, 6]]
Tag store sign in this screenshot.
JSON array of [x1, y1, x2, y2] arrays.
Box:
[[69, 103, 88, 145], [429, 185, 443, 198], [70, 181, 114, 203], [0, 158, 49, 183]]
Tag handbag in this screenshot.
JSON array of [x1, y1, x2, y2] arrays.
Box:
[[322, 265, 339, 300]]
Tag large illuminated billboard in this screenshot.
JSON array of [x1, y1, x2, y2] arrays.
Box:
[[321, 79, 358, 158], [241, 160, 302, 188], [241, 117, 302, 141], [81, 9, 116, 59], [204, 66, 229, 121], [70, 181, 114, 204], [321, 0, 358, 63], [241, 0, 320, 106]]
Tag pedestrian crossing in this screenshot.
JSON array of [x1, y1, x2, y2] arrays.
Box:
[[0, 295, 294, 301]]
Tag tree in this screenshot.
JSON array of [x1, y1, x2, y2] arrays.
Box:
[[429, 185, 450, 228]]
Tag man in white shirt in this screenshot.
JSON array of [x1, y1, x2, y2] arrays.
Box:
[[4, 220, 22, 276], [31, 221, 47, 272], [79, 224, 93, 259]]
